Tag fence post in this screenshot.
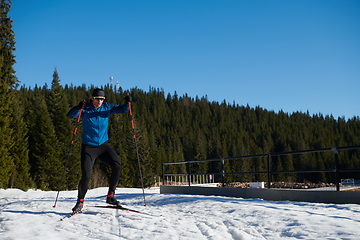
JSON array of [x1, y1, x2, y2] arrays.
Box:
[[267, 154, 271, 189], [222, 158, 225, 187], [334, 148, 340, 191], [162, 164, 165, 185], [188, 162, 191, 186]]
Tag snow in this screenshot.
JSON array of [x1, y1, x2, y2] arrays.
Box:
[[1, 187, 360, 239]]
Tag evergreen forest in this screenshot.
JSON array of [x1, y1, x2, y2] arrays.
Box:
[[1, 0, 359, 191]]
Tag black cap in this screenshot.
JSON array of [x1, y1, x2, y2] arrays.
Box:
[[92, 88, 105, 98]]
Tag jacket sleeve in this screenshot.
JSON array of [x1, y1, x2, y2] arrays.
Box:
[[110, 103, 130, 114], [67, 106, 81, 119]]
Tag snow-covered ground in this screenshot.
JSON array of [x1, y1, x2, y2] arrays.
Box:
[[1, 187, 360, 239]]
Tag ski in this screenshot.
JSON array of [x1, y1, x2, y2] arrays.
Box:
[[86, 205, 161, 217], [60, 210, 84, 221]]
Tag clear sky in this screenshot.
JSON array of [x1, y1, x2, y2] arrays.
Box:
[[10, 0, 360, 120]]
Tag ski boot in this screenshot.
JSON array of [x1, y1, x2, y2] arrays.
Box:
[[106, 191, 121, 207], [72, 198, 84, 213]]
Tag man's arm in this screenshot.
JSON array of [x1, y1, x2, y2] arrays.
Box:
[[110, 103, 129, 114], [67, 106, 81, 119]]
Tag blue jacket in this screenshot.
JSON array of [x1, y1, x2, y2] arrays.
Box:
[[67, 101, 129, 146]]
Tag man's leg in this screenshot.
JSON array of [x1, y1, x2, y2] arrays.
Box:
[[98, 143, 121, 205], [73, 145, 96, 212]]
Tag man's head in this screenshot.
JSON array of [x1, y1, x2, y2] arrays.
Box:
[[92, 88, 105, 109]]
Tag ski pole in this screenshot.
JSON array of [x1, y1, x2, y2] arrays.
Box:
[[127, 91, 147, 206], [53, 99, 85, 208]]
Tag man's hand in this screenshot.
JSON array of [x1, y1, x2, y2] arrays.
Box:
[[77, 101, 86, 110], [124, 95, 132, 103]]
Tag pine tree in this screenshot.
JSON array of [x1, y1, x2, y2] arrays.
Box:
[[0, 0, 16, 188], [28, 90, 61, 190], [9, 91, 33, 189], [47, 68, 74, 189], [47, 67, 72, 146], [65, 118, 83, 190]]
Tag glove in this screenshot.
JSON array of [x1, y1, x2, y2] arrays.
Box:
[[77, 101, 85, 110], [124, 95, 132, 103]]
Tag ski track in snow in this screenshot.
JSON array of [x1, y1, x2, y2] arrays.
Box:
[[1, 187, 360, 239]]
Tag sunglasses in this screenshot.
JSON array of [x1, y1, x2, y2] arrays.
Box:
[[93, 97, 105, 101]]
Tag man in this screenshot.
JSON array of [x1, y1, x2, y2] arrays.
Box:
[[67, 88, 132, 213]]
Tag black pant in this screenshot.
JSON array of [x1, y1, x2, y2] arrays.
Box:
[[77, 142, 121, 200]]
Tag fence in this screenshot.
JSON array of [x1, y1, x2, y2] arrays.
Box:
[[158, 174, 216, 186], [162, 145, 360, 191]]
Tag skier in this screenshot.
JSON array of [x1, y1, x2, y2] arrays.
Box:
[[67, 88, 132, 213]]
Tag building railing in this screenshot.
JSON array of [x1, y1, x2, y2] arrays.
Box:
[[162, 145, 360, 191]]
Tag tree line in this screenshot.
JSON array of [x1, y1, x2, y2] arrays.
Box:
[[2, 71, 360, 191], [1, 0, 359, 191]]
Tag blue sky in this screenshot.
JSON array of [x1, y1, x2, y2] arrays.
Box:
[[11, 0, 360, 120]]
